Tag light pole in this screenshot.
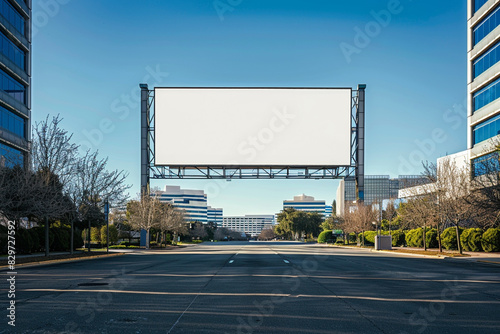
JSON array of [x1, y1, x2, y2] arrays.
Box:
[[104, 199, 110, 253]]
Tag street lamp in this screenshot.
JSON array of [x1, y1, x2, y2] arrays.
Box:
[[104, 199, 110, 253]]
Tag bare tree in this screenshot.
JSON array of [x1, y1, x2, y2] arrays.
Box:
[[190, 222, 208, 240], [342, 204, 377, 245], [258, 227, 276, 241], [32, 114, 79, 187], [127, 191, 163, 249], [73, 150, 130, 250], [157, 203, 187, 244]]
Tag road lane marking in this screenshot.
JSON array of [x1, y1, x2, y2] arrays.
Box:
[[21, 289, 500, 304]]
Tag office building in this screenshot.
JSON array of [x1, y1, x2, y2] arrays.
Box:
[[0, 0, 31, 167], [325, 205, 333, 218], [156, 185, 209, 223], [221, 215, 275, 237], [283, 194, 326, 217], [207, 206, 223, 225], [468, 0, 500, 174], [337, 175, 425, 216]]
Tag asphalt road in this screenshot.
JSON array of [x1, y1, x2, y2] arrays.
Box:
[[1, 242, 500, 334]]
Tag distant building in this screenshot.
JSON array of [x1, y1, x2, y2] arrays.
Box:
[[207, 206, 223, 226], [283, 194, 326, 217], [325, 205, 333, 218], [221, 215, 275, 237], [337, 175, 425, 216], [156, 185, 208, 223], [0, 0, 31, 167]]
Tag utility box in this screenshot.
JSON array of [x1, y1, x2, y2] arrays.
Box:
[[375, 235, 392, 250]]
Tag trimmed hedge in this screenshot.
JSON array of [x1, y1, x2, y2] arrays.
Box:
[[441, 227, 464, 250], [406, 228, 423, 248], [468, 228, 484, 252], [460, 228, 472, 251], [391, 230, 406, 247], [425, 228, 439, 249], [358, 231, 377, 245], [460, 228, 484, 252], [481, 228, 500, 253], [348, 233, 357, 243], [318, 230, 334, 244]]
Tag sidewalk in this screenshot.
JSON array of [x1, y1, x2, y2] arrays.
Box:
[[329, 244, 500, 265], [0, 251, 125, 270]]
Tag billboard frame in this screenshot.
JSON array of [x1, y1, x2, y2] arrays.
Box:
[[140, 84, 365, 202]]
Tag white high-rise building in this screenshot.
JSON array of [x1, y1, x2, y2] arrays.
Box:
[[156, 185, 209, 223], [221, 215, 275, 237], [283, 194, 326, 217]]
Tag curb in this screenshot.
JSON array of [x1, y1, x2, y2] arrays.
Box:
[[0, 252, 125, 270], [331, 244, 500, 264], [331, 244, 450, 259]]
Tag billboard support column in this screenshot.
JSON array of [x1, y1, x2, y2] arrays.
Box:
[[356, 84, 366, 203], [140, 83, 149, 194]]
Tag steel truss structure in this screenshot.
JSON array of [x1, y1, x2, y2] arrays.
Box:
[[140, 84, 365, 201]]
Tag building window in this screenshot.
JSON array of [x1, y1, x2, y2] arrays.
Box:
[[473, 113, 500, 145], [473, 76, 500, 112], [0, 105, 24, 137], [0, 31, 25, 70], [0, 142, 23, 167], [474, 0, 489, 14], [473, 6, 500, 46], [0, 0, 25, 36], [472, 151, 500, 176], [474, 40, 500, 79]]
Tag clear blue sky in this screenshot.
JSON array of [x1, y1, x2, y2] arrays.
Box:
[[32, 0, 467, 215]]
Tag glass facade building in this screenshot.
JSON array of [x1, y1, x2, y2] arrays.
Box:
[[336, 175, 425, 216], [469, 0, 500, 173], [0, 0, 30, 168]]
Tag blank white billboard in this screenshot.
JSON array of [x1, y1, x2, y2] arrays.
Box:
[[154, 88, 352, 166]]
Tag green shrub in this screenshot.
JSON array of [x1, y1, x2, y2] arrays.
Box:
[[391, 230, 406, 247], [441, 227, 464, 250], [405, 228, 423, 248], [364, 231, 377, 244], [16, 228, 33, 254], [28, 228, 40, 253], [357, 231, 376, 245], [460, 228, 472, 251], [51, 228, 70, 251], [425, 228, 439, 249], [481, 228, 500, 252], [348, 233, 356, 243], [467, 228, 484, 252], [90, 227, 101, 243], [109, 244, 140, 249], [317, 230, 333, 243]]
